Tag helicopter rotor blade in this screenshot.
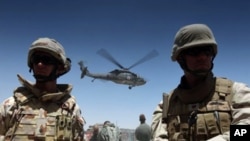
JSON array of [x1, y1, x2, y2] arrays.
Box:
[[127, 49, 159, 70], [97, 48, 126, 69]]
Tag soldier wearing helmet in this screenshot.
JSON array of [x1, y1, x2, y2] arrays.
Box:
[[151, 24, 250, 141], [0, 37, 85, 141], [28, 37, 71, 82]]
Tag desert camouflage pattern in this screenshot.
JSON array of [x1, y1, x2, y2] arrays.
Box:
[[151, 76, 250, 141], [28, 37, 72, 78], [0, 75, 85, 141], [98, 123, 120, 141]]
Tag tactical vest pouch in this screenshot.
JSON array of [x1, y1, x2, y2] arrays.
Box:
[[5, 110, 57, 141], [180, 123, 188, 136], [180, 123, 189, 141], [34, 109, 47, 140], [167, 116, 180, 140], [168, 116, 188, 141], [218, 112, 231, 133], [203, 113, 220, 137], [195, 114, 207, 140], [34, 118, 47, 140], [56, 115, 72, 141]]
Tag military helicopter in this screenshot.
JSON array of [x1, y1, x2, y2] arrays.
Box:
[[78, 48, 159, 89]]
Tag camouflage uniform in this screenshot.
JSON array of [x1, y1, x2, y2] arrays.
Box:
[[151, 24, 250, 141], [0, 75, 85, 141], [97, 122, 119, 141], [151, 76, 250, 141], [0, 37, 85, 141]]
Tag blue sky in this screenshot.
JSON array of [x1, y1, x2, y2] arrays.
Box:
[[1, 0, 250, 130]]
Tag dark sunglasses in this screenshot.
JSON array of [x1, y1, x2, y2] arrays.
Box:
[[31, 55, 57, 65], [183, 46, 214, 57]]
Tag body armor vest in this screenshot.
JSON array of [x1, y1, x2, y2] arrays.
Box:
[[4, 87, 76, 141], [162, 77, 233, 141]]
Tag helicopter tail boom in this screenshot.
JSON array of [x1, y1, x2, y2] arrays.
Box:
[[78, 61, 88, 79]]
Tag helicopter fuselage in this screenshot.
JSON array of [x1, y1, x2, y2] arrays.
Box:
[[79, 49, 158, 89], [86, 69, 146, 87]]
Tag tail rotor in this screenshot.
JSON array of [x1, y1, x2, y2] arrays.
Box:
[[78, 61, 88, 79]]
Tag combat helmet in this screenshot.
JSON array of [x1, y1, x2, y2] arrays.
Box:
[[28, 37, 71, 80], [171, 24, 217, 61]]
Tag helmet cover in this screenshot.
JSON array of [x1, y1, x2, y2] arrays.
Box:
[[171, 24, 217, 61], [28, 37, 71, 76]]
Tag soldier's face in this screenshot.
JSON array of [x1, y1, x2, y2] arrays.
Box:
[[31, 52, 57, 76], [183, 47, 213, 72]]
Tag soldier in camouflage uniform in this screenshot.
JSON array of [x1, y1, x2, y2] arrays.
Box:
[[0, 37, 85, 141], [97, 121, 119, 141], [151, 24, 250, 141]]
